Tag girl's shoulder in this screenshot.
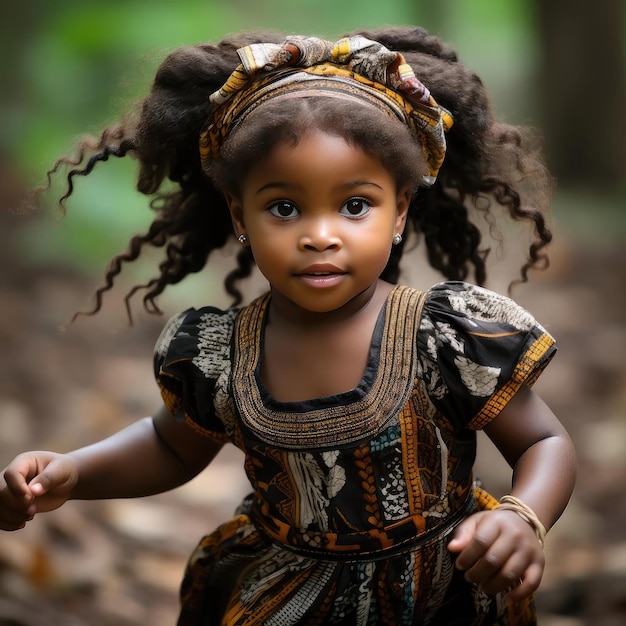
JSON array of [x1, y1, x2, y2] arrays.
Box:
[[416, 281, 556, 430], [152, 303, 249, 440], [153, 292, 270, 379], [154, 304, 239, 365], [421, 280, 546, 332]]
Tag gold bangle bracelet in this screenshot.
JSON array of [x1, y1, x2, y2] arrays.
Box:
[[498, 495, 547, 546]]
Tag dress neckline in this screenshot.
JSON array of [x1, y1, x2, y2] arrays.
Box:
[[231, 285, 426, 449], [256, 291, 388, 410]]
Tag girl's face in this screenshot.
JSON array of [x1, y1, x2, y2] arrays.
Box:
[[226, 130, 410, 318]]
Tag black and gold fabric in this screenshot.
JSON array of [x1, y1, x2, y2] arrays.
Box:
[[154, 282, 555, 625]]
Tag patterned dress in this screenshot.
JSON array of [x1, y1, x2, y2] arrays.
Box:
[[153, 281, 556, 625]]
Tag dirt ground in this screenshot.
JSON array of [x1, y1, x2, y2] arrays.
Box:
[[0, 193, 624, 625]]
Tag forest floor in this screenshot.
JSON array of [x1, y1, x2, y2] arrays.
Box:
[[0, 203, 624, 626]]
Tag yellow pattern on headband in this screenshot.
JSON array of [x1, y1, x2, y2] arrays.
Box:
[[200, 36, 453, 185]]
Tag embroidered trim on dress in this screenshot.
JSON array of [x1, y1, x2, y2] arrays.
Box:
[[231, 286, 426, 448], [468, 332, 555, 430]]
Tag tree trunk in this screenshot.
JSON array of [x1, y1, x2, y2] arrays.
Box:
[[536, 0, 625, 192]]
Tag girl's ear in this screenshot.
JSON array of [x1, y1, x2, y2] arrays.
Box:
[[224, 191, 246, 238], [395, 186, 412, 234]]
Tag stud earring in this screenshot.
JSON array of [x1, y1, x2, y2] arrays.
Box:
[[237, 234, 248, 245], [392, 234, 403, 245]]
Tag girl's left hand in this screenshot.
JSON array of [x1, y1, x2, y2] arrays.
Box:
[[447, 508, 545, 603]]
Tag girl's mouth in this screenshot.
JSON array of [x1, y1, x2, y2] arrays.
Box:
[[294, 263, 347, 287]]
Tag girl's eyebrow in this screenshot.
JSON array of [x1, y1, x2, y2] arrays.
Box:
[[255, 182, 296, 194], [342, 180, 384, 191], [255, 180, 384, 194]]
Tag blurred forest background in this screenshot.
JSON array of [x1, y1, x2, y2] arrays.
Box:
[[0, 1, 624, 625]]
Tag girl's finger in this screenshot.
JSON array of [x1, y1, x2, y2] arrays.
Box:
[[28, 459, 66, 497], [477, 548, 530, 595], [3, 466, 33, 501], [462, 536, 517, 585], [453, 522, 501, 572], [0, 507, 34, 531], [448, 516, 478, 553], [505, 561, 544, 604]]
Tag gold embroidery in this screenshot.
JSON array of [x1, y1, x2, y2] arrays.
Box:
[[469, 332, 556, 429], [231, 286, 425, 448]]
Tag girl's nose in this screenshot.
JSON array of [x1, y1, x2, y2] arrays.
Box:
[[298, 219, 342, 251]]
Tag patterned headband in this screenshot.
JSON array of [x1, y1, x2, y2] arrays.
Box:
[[199, 35, 453, 185]]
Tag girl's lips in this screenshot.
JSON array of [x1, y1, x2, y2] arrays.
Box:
[[297, 264, 345, 275], [295, 270, 347, 288], [294, 264, 347, 287]]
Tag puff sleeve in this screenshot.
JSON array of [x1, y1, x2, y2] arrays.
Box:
[[153, 306, 238, 443], [417, 281, 556, 430]]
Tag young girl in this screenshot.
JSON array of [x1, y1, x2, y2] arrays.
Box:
[[0, 27, 575, 625]]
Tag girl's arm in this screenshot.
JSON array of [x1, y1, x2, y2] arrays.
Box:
[[68, 406, 222, 499], [448, 384, 576, 603], [481, 384, 576, 530], [0, 406, 222, 530]]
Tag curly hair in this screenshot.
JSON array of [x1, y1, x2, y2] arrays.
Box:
[[45, 26, 553, 322]]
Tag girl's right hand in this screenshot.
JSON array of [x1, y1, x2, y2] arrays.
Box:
[[0, 452, 79, 531]]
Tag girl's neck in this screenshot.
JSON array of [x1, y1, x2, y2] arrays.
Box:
[[260, 280, 394, 402], [267, 280, 393, 330]]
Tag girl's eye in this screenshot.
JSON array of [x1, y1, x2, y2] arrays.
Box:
[[340, 198, 371, 218], [268, 201, 299, 219]]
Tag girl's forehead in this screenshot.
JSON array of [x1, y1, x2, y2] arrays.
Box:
[[254, 130, 374, 164], [241, 131, 395, 193]]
